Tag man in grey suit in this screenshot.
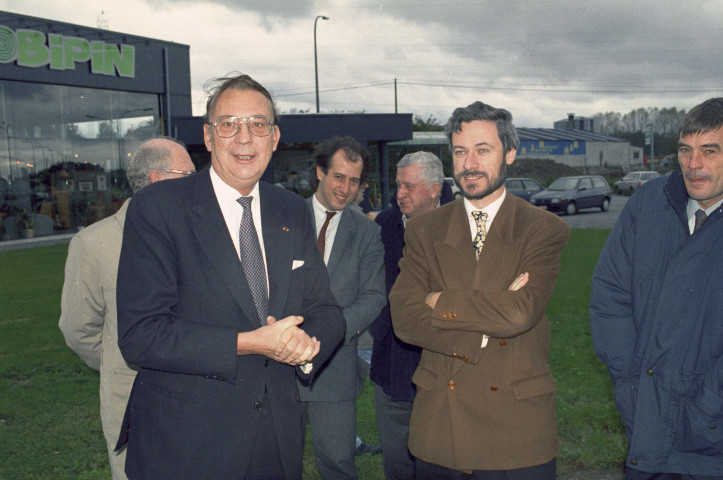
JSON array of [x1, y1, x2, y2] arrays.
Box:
[[300, 135, 386, 479], [59, 137, 195, 480]]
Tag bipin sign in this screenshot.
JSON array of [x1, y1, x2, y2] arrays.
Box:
[[0, 25, 135, 78]]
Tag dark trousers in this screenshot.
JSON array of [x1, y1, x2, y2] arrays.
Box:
[[625, 468, 723, 480], [374, 383, 415, 480], [415, 457, 556, 480], [246, 395, 286, 480]]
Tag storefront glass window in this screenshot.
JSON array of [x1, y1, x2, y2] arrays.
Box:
[[0, 80, 160, 237]]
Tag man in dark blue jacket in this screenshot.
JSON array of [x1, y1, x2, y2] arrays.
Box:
[[369, 151, 447, 480], [116, 74, 345, 479], [591, 97, 723, 479]]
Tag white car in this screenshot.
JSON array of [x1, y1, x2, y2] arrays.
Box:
[[614, 171, 660, 195]]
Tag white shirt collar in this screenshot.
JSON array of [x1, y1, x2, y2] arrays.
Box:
[[687, 196, 723, 234], [311, 193, 343, 265], [463, 189, 506, 239], [210, 167, 264, 262]]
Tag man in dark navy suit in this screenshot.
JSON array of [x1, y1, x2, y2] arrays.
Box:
[[369, 151, 446, 480], [115, 74, 345, 480]]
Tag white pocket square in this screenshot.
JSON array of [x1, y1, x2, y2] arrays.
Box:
[[292, 260, 305, 270]]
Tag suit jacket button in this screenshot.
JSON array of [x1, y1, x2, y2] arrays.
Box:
[[490, 385, 498, 392], [499, 340, 507, 347], [448, 381, 455, 390], [254, 401, 263, 410]]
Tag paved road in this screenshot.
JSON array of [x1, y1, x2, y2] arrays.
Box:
[[554, 194, 629, 229]]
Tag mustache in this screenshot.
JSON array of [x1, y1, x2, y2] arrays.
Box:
[[684, 171, 711, 181], [457, 170, 489, 179]]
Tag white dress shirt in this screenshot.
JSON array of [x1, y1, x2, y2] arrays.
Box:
[[463, 189, 506, 241], [311, 193, 342, 265], [210, 167, 269, 291], [462, 189, 507, 348]]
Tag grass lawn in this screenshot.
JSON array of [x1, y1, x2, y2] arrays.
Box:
[[0, 229, 626, 479]]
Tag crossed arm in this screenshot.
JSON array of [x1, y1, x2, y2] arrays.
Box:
[[425, 272, 529, 309]]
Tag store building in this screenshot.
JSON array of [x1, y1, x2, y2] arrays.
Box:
[[0, 10, 191, 238], [0, 11, 413, 240]]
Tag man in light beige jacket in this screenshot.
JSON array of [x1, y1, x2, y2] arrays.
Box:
[[59, 137, 194, 480]]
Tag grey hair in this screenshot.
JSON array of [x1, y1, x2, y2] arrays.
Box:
[[126, 136, 186, 193], [444, 101, 520, 154], [397, 151, 444, 199]]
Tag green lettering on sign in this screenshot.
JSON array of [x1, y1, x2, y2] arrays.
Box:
[[0, 25, 135, 78], [17, 29, 49, 67]]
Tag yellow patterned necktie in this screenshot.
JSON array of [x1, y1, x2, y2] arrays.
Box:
[[471, 210, 488, 260]]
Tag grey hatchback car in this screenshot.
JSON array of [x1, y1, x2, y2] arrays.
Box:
[[613, 171, 660, 195], [530, 175, 611, 215], [505, 177, 545, 202]]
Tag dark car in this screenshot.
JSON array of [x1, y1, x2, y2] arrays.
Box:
[[530, 175, 611, 215], [613, 171, 660, 195], [505, 177, 545, 202]]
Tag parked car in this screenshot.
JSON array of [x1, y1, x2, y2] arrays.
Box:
[[613, 171, 660, 195], [530, 175, 611, 215], [505, 177, 545, 202], [444, 177, 462, 199]]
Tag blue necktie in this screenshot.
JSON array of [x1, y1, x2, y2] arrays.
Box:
[[237, 196, 268, 326]]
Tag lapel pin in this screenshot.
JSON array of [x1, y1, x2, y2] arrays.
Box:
[[282, 226, 290, 231]]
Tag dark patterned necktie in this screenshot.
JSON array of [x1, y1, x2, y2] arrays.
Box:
[[237, 196, 268, 326], [317, 211, 336, 258], [693, 209, 707, 233], [471, 210, 488, 260]]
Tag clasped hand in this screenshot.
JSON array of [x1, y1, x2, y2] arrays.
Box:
[[263, 316, 320, 366]]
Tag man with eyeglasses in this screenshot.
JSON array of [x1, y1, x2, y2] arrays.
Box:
[[115, 73, 345, 480], [59, 136, 195, 480]]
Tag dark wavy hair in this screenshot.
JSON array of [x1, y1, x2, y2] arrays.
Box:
[[444, 101, 519, 154], [314, 135, 370, 185], [679, 97, 723, 138]]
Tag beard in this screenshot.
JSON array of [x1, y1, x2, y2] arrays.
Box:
[[454, 162, 507, 201]]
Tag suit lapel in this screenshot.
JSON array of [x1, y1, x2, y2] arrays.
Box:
[[260, 182, 295, 320], [190, 168, 260, 327], [435, 201, 477, 290], [326, 208, 351, 273], [433, 198, 520, 378], [476, 195, 519, 289]]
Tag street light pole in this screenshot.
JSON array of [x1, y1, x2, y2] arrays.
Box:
[[314, 15, 329, 113]]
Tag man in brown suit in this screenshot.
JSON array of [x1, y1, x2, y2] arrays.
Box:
[[389, 101, 570, 479]]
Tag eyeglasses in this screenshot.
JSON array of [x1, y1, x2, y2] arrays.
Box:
[[161, 169, 195, 176], [207, 115, 275, 138]]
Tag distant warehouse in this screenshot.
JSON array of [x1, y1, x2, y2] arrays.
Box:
[[516, 127, 642, 172], [390, 114, 643, 174]]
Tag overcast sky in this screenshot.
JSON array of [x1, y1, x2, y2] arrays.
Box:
[[3, 0, 722, 128]]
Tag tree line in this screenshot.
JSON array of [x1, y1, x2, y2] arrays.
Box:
[[593, 107, 688, 157]]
